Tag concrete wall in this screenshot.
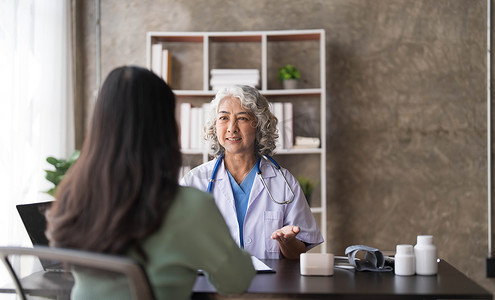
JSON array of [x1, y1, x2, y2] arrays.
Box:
[[76, 0, 493, 294]]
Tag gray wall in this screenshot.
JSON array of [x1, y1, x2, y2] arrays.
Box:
[[76, 0, 493, 294]]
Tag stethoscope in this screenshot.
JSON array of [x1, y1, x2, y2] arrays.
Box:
[[206, 153, 295, 205]]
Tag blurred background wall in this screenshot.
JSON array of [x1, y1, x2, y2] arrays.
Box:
[[74, 0, 493, 294]]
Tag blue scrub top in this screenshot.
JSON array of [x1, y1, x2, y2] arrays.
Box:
[[227, 158, 260, 248]]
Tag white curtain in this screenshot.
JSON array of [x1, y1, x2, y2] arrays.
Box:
[[0, 0, 74, 288]]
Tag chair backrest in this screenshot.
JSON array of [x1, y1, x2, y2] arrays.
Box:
[[0, 246, 155, 300]]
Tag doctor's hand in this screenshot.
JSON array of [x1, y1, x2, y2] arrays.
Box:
[[271, 225, 300, 243], [271, 225, 307, 260]]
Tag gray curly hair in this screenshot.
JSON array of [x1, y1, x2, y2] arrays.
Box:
[[204, 85, 278, 157]]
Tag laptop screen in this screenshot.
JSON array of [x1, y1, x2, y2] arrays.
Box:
[[16, 201, 52, 247], [16, 201, 63, 271]]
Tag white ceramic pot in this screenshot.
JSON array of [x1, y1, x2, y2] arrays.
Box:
[[283, 79, 298, 89]]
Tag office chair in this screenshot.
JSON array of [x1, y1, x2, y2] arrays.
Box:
[[0, 246, 155, 300]]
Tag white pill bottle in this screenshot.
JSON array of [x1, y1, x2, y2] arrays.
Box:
[[394, 244, 415, 276], [414, 235, 438, 275]]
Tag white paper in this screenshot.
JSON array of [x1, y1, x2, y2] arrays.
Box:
[[251, 256, 273, 272]]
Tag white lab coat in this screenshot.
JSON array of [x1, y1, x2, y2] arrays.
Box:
[[180, 157, 324, 259]]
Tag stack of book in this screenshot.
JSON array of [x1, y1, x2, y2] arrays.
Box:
[[210, 69, 260, 91], [180, 102, 211, 150], [150, 44, 172, 84], [293, 136, 320, 149]]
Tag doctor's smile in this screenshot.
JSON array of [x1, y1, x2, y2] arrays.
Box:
[[226, 137, 241, 143]]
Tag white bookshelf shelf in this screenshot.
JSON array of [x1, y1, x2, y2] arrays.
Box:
[[274, 148, 323, 155], [310, 207, 323, 214]]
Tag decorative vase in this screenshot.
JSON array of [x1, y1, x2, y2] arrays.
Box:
[[283, 79, 298, 89]]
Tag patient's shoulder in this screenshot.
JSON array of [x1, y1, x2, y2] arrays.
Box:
[[174, 186, 216, 211], [177, 185, 210, 198]]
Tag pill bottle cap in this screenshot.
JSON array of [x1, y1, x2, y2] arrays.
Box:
[[417, 235, 433, 244], [396, 244, 414, 255]]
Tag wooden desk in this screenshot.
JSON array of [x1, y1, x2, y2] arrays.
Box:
[[1, 259, 491, 299], [193, 259, 492, 299]]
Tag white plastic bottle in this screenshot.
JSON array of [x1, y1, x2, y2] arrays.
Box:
[[414, 235, 438, 275], [394, 244, 415, 276]]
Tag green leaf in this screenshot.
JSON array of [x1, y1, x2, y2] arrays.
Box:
[[46, 157, 59, 166], [45, 188, 56, 196], [57, 163, 70, 173], [278, 64, 301, 81], [45, 170, 60, 185], [43, 150, 81, 197]]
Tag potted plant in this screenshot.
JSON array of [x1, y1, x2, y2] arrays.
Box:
[[44, 150, 80, 196], [297, 176, 316, 205], [278, 64, 300, 89]]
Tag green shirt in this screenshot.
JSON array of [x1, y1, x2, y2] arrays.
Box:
[[71, 186, 255, 300]]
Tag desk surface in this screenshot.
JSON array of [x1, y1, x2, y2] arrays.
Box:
[[193, 259, 492, 299], [0, 271, 73, 299], [1, 259, 491, 299]]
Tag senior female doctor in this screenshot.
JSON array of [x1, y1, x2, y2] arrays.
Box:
[[180, 85, 324, 259]]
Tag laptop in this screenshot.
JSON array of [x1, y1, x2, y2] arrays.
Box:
[[16, 201, 64, 272]]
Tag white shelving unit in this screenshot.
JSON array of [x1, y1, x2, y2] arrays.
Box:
[[147, 30, 327, 253]]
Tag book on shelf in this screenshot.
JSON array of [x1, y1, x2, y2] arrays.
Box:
[[293, 136, 320, 149], [161, 49, 172, 84], [210, 69, 260, 75], [283, 102, 293, 149], [151, 44, 172, 84], [272, 102, 284, 151], [151, 44, 163, 77], [180, 103, 191, 149], [180, 102, 211, 151], [211, 84, 259, 91], [201, 103, 211, 150], [189, 107, 202, 150], [210, 78, 259, 86], [210, 69, 260, 91]]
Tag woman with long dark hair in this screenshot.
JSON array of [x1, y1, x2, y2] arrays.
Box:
[[46, 66, 255, 299]]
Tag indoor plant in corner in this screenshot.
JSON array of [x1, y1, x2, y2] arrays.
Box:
[[44, 150, 80, 197], [278, 64, 301, 89], [297, 176, 316, 206]]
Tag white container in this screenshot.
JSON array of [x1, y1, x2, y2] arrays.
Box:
[[300, 253, 334, 276], [394, 244, 415, 276], [414, 235, 438, 275]]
